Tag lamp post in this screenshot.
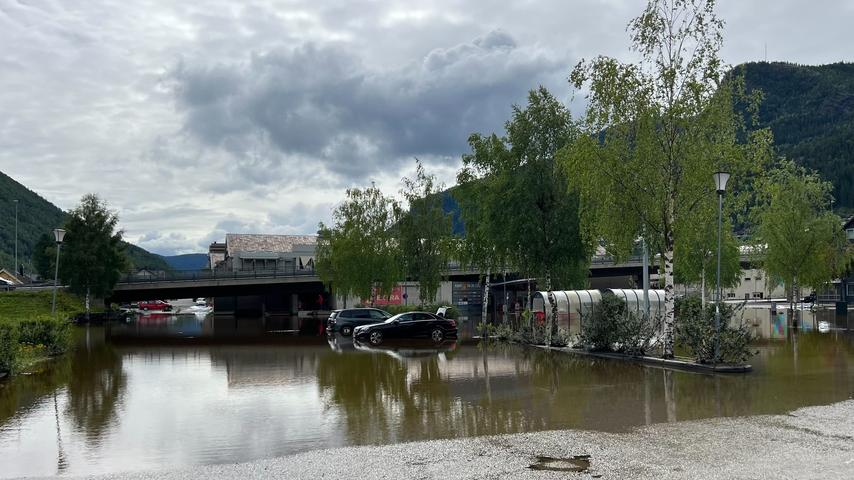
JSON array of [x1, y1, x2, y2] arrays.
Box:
[[13, 200, 18, 276], [51, 228, 66, 317], [713, 171, 730, 364]]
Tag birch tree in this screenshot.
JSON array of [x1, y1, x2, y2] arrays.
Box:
[[398, 160, 454, 304], [755, 160, 849, 316], [561, 0, 770, 357], [316, 185, 401, 305]]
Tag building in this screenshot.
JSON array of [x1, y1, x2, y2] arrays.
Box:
[[0, 269, 23, 287], [209, 234, 317, 273]]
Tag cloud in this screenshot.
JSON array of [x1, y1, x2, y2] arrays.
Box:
[[2, 0, 854, 255], [168, 30, 568, 183]]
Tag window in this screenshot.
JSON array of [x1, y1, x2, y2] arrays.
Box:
[[847, 228, 854, 241], [413, 313, 434, 321], [847, 283, 854, 297], [727, 292, 736, 298], [744, 278, 751, 282], [397, 313, 414, 322], [369, 310, 387, 320], [350, 310, 371, 319]]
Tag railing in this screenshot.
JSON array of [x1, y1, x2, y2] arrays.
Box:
[[118, 267, 319, 284]]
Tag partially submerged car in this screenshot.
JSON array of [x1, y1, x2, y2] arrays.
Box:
[[326, 308, 392, 336]]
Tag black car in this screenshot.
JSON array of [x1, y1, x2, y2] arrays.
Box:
[[353, 312, 457, 345], [326, 308, 392, 336]]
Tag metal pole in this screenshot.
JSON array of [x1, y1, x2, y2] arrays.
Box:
[[51, 243, 61, 317], [14, 200, 18, 276], [714, 192, 723, 364], [642, 235, 650, 322]]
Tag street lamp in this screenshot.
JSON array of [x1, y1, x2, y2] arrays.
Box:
[[51, 228, 66, 317], [713, 171, 730, 364]]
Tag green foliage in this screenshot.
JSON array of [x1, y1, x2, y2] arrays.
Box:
[[32, 233, 55, 280], [735, 62, 854, 209], [0, 290, 88, 320], [398, 161, 454, 303], [578, 295, 657, 356], [316, 185, 401, 304], [480, 321, 571, 347], [0, 170, 167, 278], [59, 194, 129, 306], [455, 86, 588, 288], [0, 172, 66, 276], [16, 316, 72, 356], [0, 321, 19, 374], [675, 295, 756, 364], [562, 0, 771, 357], [124, 242, 171, 271], [753, 160, 850, 298]]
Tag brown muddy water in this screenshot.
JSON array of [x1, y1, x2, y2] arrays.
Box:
[[0, 308, 852, 478]]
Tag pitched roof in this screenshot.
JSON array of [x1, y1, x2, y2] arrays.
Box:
[[225, 234, 317, 256]]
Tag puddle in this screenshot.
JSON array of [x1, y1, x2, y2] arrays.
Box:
[[529, 455, 591, 473]]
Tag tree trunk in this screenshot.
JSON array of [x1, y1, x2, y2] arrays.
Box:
[[701, 267, 706, 310], [85, 286, 90, 322], [662, 248, 675, 358], [481, 268, 490, 337]]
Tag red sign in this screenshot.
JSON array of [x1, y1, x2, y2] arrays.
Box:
[[366, 286, 403, 305]]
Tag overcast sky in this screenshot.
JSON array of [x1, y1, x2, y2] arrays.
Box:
[[2, 0, 853, 255]]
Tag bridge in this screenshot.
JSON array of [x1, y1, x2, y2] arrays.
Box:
[[108, 255, 668, 313]]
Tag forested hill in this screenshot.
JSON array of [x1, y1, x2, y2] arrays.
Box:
[[736, 61, 854, 209], [0, 170, 171, 276]]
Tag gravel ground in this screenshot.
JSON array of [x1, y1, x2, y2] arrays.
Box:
[[41, 401, 854, 480]]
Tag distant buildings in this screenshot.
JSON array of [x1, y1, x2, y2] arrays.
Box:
[[208, 234, 317, 272]]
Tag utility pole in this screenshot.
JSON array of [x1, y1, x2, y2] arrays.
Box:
[[14, 200, 19, 276]]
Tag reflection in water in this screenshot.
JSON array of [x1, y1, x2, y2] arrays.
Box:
[[0, 310, 851, 477]]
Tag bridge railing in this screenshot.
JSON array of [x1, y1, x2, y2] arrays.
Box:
[[118, 267, 319, 284]]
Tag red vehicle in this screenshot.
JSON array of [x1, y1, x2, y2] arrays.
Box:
[[137, 300, 172, 311]]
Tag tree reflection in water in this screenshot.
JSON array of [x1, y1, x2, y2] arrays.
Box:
[[64, 328, 127, 444]]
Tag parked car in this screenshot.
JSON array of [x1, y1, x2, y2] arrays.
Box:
[[137, 300, 172, 311], [327, 308, 392, 336], [802, 292, 817, 303], [353, 312, 457, 345]]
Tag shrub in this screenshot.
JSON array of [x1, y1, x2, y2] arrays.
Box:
[[0, 321, 20, 374], [478, 321, 571, 346], [16, 316, 72, 356], [675, 296, 756, 364], [578, 295, 657, 356]]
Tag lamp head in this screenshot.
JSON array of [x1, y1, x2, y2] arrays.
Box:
[[53, 228, 66, 244], [713, 171, 730, 194]]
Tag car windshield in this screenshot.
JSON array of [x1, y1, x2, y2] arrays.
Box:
[[384, 313, 407, 323]]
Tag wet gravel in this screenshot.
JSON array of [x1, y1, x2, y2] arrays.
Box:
[[37, 401, 854, 480]]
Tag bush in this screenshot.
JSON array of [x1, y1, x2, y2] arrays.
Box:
[[578, 295, 657, 356], [675, 296, 756, 365], [479, 321, 571, 346], [16, 316, 72, 356], [0, 321, 20, 374]]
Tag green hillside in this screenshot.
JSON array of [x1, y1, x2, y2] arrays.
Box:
[[736, 62, 854, 209], [0, 171, 170, 277]]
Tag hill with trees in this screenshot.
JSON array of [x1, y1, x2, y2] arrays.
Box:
[[0, 170, 170, 277], [736, 62, 854, 210]]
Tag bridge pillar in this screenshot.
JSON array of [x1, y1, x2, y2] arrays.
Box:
[[291, 293, 299, 315]]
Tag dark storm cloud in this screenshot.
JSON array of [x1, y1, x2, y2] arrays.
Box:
[[169, 30, 567, 180]]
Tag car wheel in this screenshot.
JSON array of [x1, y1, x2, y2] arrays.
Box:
[[369, 330, 383, 345], [431, 328, 444, 343], [341, 325, 353, 336]]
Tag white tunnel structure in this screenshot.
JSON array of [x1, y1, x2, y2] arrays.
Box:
[[531, 289, 666, 334]]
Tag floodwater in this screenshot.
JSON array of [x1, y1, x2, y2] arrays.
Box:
[[0, 308, 852, 478]]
